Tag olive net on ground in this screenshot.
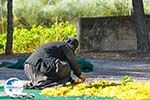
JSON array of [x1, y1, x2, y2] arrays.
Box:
[[0, 86, 113, 100], [0, 57, 94, 72]]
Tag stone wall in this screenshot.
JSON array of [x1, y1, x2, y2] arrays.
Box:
[[76, 16, 150, 52]]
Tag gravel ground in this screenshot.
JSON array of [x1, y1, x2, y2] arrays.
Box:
[[0, 58, 150, 85], [84, 59, 150, 81]]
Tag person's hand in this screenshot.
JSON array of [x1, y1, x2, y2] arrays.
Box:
[[76, 74, 86, 83]]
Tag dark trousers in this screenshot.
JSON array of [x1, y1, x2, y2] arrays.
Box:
[[24, 59, 72, 89]]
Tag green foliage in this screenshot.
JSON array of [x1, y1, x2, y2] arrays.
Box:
[[144, 0, 150, 14], [12, 0, 133, 28], [0, 0, 149, 29], [13, 0, 44, 27], [1, 0, 150, 29], [0, 1, 7, 34], [122, 75, 133, 84], [0, 22, 76, 53], [0, 33, 6, 53]]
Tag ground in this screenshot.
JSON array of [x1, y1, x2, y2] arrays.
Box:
[[0, 51, 150, 85]]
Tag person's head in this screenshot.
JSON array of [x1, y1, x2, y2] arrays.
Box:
[[64, 37, 79, 52]]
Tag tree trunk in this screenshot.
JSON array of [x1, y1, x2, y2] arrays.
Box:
[[5, 0, 13, 55], [132, 0, 150, 53]]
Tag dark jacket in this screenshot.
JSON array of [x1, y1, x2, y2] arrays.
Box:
[[25, 42, 81, 78]]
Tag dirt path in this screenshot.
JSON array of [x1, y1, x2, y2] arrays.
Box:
[[84, 59, 150, 81], [0, 58, 150, 85]]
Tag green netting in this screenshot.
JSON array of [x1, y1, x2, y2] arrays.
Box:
[[0, 86, 114, 100], [0, 57, 94, 72], [76, 57, 94, 72], [0, 58, 26, 69]]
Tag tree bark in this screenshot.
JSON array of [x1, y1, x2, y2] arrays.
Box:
[[132, 0, 150, 53], [5, 0, 13, 55]]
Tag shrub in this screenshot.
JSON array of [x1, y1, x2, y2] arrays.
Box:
[[0, 21, 76, 53]]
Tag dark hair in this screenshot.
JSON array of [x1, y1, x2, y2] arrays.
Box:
[[64, 38, 79, 51]]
